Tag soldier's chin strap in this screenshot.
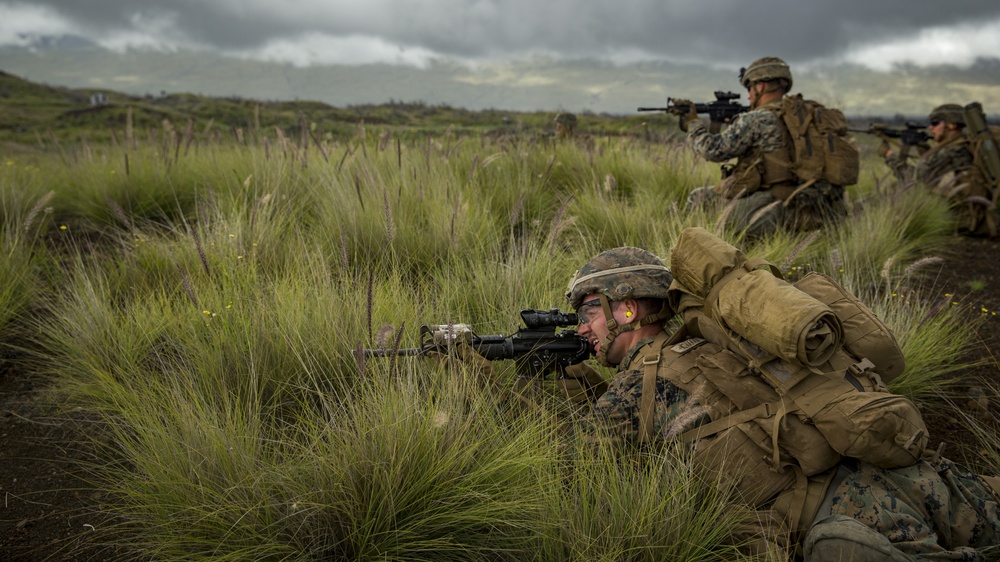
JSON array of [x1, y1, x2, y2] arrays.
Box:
[[594, 295, 672, 367]]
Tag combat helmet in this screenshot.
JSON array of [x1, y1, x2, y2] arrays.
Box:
[[554, 112, 578, 127], [929, 104, 966, 127], [739, 56, 793, 91], [566, 247, 674, 364], [566, 247, 673, 309]]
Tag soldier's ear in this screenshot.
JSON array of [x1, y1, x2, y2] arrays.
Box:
[[621, 298, 639, 319]]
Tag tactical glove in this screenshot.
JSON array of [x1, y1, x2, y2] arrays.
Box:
[[427, 344, 495, 383], [668, 99, 699, 132], [556, 362, 609, 404]]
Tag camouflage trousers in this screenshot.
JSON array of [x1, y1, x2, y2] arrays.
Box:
[[803, 458, 1000, 561], [686, 182, 846, 239]]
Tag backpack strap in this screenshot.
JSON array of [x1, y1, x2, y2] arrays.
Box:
[[678, 395, 800, 471], [639, 332, 673, 443], [772, 465, 840, 548]]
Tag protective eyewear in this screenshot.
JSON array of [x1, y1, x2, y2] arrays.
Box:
[[576, 298, 603, 326]]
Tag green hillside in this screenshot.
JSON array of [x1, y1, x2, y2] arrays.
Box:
[[0, 70, 650, 147]]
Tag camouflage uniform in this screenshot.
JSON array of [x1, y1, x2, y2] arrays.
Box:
[[805, 458, 1000, 561], [686, 105, 845, 238], [578, 335, 707, 444], [886, 134, 975, 189]]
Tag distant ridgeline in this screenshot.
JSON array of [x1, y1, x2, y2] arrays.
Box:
[[0, 70, 657, 148], [0, 70, 995, 149]]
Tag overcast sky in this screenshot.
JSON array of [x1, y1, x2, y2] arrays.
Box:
[[3, 0, 1000, 72]]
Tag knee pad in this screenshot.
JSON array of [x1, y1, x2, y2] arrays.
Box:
[[803, 515, 913, 562]]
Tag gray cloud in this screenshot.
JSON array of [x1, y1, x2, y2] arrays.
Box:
[[3, 0, 1000, 69]]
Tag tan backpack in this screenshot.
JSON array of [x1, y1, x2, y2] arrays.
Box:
[[662, 227, 926, 470], [779, 94, 860, 187]]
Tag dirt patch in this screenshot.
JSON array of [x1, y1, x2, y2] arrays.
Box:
[[0, 354, 121, 562], [917, 235, 1000, 469], [1, 236, 999, 561]]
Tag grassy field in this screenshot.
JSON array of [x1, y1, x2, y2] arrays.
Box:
[[1, 74, 994, 560]]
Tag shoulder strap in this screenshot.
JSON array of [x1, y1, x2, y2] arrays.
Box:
[[639, 332, 673, 443]]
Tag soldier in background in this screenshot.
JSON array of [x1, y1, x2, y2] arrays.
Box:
[[881, 104, 975, 189], [676, 57, 848, 239], [879, 104, 1000, 237], [554, 112, 577, 139]]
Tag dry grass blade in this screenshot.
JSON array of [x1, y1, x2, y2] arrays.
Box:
[[366, 270, 374, 344], [177, 266, 199, 309], [354, 173, 365, 210], [546, 195, 576, 255], [337, 145, 353, 173], [383, 187, 395, 243], [191, 229, 211, 277], [22, 191, 55, 234], [903, 256, 944, 279], [104, 196, 134, 234], [354, 341, 366, 378], [339, 229, 350, 269], [509, 192, 527, 228], [745, 200, 782, 233], [880, 256, 895, 285], [779, 230, 820, 272], [714, 189, 746, 235], [389, 321, 406, 379], [376, 324, 395, 348]]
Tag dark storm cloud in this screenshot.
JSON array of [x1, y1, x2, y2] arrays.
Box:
[[4, 0, 1000, 67]]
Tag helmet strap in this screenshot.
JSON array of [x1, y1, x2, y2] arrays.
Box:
[[594, 297, 672, 367]]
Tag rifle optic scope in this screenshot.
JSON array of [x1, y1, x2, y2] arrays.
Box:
[[519, 308, 578, 329]]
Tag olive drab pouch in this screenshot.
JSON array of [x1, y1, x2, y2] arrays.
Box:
[[779, 95, 859, 187]]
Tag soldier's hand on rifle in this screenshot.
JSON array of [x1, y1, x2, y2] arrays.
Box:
[[556, 362, 609, 405], [877, 139, 893, 159], [427, 343, 495, 382], [667, 99, 699, 132]]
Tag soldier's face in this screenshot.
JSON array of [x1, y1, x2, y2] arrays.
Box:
[[929, 119, 946, 142], [576, 293, 629, 365]]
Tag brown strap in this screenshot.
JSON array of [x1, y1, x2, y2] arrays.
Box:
[[678, 402, 773, 443], [638, 333, 671, 443], [773, 466, 840, 542], [639, 352, 660, 443]]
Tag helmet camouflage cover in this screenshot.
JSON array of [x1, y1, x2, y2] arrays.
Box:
[[566, 247, 673, 310], [929, 104, 966, 126], [740, 56, 793, 91], [554, 112, 578, 126]]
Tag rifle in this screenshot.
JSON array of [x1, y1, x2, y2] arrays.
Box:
[[364, 308, 592, 378], [851, 122, 932, 147], [638, 91, 749, 133]]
